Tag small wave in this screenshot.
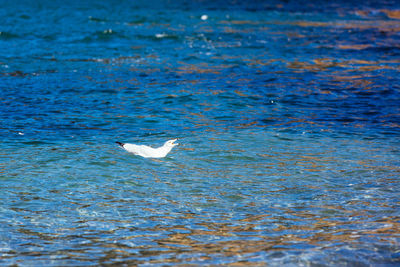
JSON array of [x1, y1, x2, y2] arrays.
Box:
[[135, 33, 180, 41], [88, 16, 108, 23], [0, 31, 19, 39], [77, 29, 127, 43]]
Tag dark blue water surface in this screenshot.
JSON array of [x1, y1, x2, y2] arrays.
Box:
[[1, 0, 400, 265]]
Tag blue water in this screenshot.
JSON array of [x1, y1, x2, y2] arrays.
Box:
[[1, 0, 400, 265]]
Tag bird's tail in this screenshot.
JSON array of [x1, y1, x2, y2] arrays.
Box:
[[116, 141, 125, 147]]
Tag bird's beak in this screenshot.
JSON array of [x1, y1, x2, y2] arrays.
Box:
[[172, 139, 179, 146]]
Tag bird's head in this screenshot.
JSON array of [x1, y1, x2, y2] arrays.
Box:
[[164, 139, 179, 147]]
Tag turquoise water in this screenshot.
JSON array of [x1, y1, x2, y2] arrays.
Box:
[[1, 0, 400, 265]]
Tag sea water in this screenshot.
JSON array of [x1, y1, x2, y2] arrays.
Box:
[[1, 0, 399, 265]]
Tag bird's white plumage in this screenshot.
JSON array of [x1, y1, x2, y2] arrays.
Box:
[[117, 139, 178, 158]]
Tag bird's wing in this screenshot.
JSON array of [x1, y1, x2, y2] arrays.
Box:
[[123, 144, 157, 157]]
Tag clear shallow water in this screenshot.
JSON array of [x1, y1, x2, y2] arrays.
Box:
[[1, 0, 400, 265]]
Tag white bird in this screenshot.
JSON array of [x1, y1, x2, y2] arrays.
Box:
[[116, 139, 179, 158]]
